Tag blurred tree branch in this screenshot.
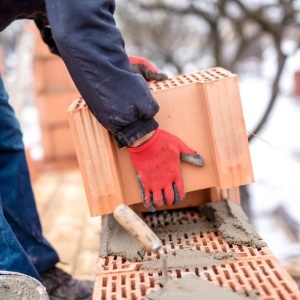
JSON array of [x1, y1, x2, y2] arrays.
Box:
[[117, 0, 300, 140]]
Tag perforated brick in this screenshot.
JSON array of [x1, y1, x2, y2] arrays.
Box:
[[93, 257, 300, 300], [68, 67, 253, 216], [148, 68, 232, 92], [94, 209, 300, 299]]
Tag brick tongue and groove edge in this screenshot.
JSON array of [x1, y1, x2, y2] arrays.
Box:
[[67, 67, 253, 216]]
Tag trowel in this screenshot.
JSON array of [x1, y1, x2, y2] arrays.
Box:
[[113, 204, 168, 281]]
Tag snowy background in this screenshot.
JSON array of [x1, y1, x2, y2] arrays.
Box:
[[240, 58, 300, 264]]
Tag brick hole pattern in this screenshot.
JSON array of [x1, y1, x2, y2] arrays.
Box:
[[93, 258, 299, 300], [72, 68, 232, 109], [94, 209, 300, 299], [96, 209, 273, 274], [73, 97, 87, 110], [148, 67, 232, 92]]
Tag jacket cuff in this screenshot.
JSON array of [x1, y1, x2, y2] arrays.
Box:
[[114, 118, 159, 148]]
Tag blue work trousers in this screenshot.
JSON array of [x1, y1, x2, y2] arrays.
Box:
[[0, 74, 59, 281]]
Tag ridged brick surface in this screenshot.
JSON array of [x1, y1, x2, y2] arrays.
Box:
[[93, 209, 300, 300], [32, 24, 79, 161], [68, 67, 253, 216]]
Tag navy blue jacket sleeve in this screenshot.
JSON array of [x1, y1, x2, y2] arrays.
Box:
[[44, 0, 159, 147]]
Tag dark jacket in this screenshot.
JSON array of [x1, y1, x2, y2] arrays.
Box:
[[0, 0, 159, 147]]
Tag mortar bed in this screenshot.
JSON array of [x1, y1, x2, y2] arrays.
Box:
[[96, 233, 272, 275], [94, 209, 300, 299]]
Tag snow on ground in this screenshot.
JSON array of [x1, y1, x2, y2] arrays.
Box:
[[239, 60, 300, 261]]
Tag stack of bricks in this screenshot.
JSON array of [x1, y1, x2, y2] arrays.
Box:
[[32, 25, 79, 164]]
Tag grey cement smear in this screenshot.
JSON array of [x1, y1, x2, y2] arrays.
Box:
[[99, 200, 266, 262], [146, 274, 259, 300], [99, 213, 146, 262], [152, 211, 216, 240], [99, 209, 215, 262], [141, 248, 236, 270], [0, 273, 49, 300], [198, 200, 267, 249]]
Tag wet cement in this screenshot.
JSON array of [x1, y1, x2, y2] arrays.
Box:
[[0, 272, 49, 300], [198, 200, 267, 249], [146, 274, 259, 300], [99, 200, 264, 298], [100, 213, 146, 261], [99, 199, 266, 262], [151, 210, 216, 240], [141, 248, 235, 270], [99, 209, 215, 262]]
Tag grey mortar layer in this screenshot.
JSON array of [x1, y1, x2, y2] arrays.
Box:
[[99, 199, 266, 262], [99, 200, 264, 299], [145, 274, 260, 300]]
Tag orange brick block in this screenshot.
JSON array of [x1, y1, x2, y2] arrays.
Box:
[[31, 24, 76, 93], [33, 57, 76, 93], [41, 125, 76, 161], [31, 25, 53, 59], [130, 187, 240, 213], [93, 258, 300, 300], [35, 90, 80, 127], [93, 210, 300, 300], [67, 68, 254, 216]]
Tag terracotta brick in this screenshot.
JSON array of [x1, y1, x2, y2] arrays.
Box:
[[94, 257, 300, 300], [130, 187, 240, 213], [41, 126, 76, 160], [30, 25, 52, 59], [25, 148, 39, 182], [93, 210, 300, 300], [35, 90, 80, 127], [33, 57, 76, 93], [30, 23, 76, 93], [67, 68, 254, 216]]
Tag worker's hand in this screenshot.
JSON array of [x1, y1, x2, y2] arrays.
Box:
[[129, 56, 168, 81], [129, 129, 204, 212]]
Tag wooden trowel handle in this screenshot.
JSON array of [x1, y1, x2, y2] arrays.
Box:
[[113, 204, 162, 253]]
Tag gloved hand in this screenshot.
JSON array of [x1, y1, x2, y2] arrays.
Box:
[[129, 56, 168, 81], [129, 129, 204, 212]]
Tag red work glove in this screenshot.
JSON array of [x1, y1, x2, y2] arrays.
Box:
[[129, 56, 168, 81], [129, 129, 204, 212]]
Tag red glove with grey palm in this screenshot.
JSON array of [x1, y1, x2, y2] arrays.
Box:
[[129, 129, 204, 212], [129, 56, 168, 81]]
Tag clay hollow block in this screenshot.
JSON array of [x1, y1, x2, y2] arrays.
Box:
[[67, 67, 254, 216], [33, 58, 76, 93], [41, 126, 75, 161], [36, 90, 80, 127]]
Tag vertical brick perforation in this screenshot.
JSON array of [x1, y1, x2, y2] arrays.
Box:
[[148, 67, 233, 92], [94, 209, 300, 299], [73, 97, 87, 110], [94, 258, 299, 300]]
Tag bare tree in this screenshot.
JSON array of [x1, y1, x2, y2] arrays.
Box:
[[116, 0, 300, 140]]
